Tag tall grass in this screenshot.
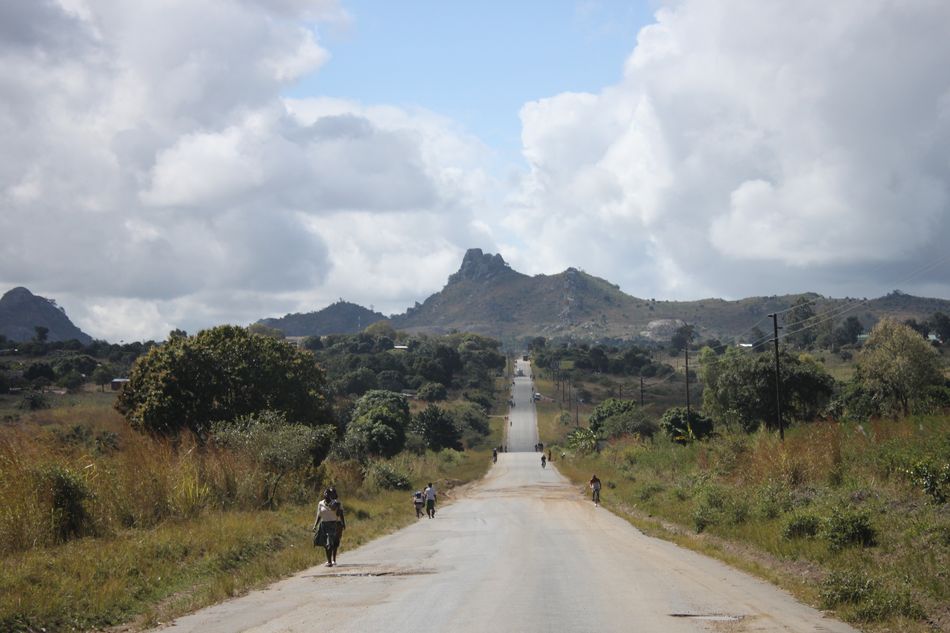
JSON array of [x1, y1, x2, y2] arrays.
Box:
[[0, 414, 498, 631], [554, 416, 950, 632]]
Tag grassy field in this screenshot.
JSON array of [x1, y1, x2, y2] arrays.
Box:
[[550, 416, 950, 633], [0, 395, 500, 632]]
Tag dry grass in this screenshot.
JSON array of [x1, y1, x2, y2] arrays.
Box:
[[554, 416, 950, 632], [0, 410, 498, 632]]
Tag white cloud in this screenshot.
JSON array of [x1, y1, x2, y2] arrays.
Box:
[[0, 0, 495, 340], [510, 0, 950, 299]]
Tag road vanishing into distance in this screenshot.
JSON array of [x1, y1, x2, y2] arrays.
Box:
[[159, 360, 858, 633]]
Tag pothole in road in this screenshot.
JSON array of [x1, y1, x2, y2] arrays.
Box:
[[669, 614, 744, 622]]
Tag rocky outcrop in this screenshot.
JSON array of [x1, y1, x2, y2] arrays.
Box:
[[0, 287, 92, 343], [447, 248, 514, 284]]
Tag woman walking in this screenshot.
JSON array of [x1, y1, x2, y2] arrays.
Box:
[[313, 488, 346, 567]]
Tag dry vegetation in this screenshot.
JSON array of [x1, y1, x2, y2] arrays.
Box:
[[0, 397, 499, 632]]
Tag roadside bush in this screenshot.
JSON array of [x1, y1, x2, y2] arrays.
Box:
[[820, 570, 923, 622], [18, 393, 49, 411], [755, 481, 793, 519], [34, 465, 95, 542], [823, 507, 877, 551], [902, 459, 950, 504], [782, 513, 822, 539], [660, 407, 714, 444], [365, 461, 411, 490]]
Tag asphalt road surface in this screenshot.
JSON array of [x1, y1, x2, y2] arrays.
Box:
[[160, 360, 858, 633]]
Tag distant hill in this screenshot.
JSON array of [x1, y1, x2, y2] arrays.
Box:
[[256, 249, 950, 344], [258, 300, 387, 337], [0, 287, 93, 344]]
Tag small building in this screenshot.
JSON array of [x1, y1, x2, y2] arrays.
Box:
[[110, 378, 130, 391], [393, 345, 409, 350]]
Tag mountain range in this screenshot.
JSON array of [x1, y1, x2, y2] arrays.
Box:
[[4, 250, 949, 345], [261, 249, 950, 344]]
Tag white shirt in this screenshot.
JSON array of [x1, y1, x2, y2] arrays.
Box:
[[424, 486, 436, 501], [316, 499, 340, 522]]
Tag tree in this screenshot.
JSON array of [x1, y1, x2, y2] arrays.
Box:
[[247, 323, 285, 339], [411, 404, 463, 451], [785, 297, 817, 348], [587, 398, 655, 438], [92, 365, 112, 392], [34, 326, 49, 343], [342, 390, 410, 458], [902, 318, 930, 338], [417, 382, 447, 402], [660, 407, 714, 444], [116, 325, 331, 437], [57, 370, 85, 392], [834, 316, 863, 347], [855, 318, 943, 416], [670, 323, 696, 352], [700, 347, 835, 432], [929, 312, 950, 343]]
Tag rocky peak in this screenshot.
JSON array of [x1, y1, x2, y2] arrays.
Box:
[[1, 287, 36, 305], [447, 248, 512, 284]]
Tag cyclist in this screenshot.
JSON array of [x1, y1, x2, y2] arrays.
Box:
[[541, 454, 547, 469]]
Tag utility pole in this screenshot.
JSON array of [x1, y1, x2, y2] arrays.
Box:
[[769, 313, 784, 441], [639, 376, 644, 406]]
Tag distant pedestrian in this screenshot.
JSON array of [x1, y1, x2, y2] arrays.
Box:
[[541, 454, 546, 469], [589, 475, 601, 505], [424, 482, 437, 518], [548, 449, 552, 462], [412, 490, 425, 518], [313, 488, 346, 567]]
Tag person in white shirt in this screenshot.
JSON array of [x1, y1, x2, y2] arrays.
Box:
[[424, 482, 437, 518], [312, 488, 346, 566]]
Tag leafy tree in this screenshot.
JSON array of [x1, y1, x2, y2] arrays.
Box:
[[587, 398, 641, 434], [529, 336, 546, 352], [92, 365, 113, 392], [410, 404, 463, 451], [660, 407, 714, 444], [342, 390, 410, 458], [855, 318, 943, 416], [34, 326, 49, 343], [670, 323, 696, 352], [700, 347, 835, 432], [785, 297, 817, 347], [116, 325, 331, 437], [833, 316, 863, 347], [929, 312, 950, 343], [598, 408, 657, 439], [566, 427, 599, 453], [56, 370, 85, 392], [335, 367, 378, 396], [24, 362, 55, 382], [417, 382, 447, 402], [902, 318, 930, 338]]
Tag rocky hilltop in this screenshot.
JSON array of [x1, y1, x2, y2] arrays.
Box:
[[0, 287, 92, 344]]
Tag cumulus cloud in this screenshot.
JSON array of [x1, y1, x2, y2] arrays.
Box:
[[0, 0, 494, 340], [509, 0, 950, 300]]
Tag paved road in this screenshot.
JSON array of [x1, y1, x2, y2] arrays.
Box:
[[160, 360, 858, 633]]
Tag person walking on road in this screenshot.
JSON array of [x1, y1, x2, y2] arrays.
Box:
[[412, 490, 425, 518], [541, 454, 547, 469], [492, 448, 498, 463], [589, 475, 601, 505], [313, 488, 346, 567], [424, 482, 437, 518]]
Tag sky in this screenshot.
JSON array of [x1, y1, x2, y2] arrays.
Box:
[[2, 0, 950, 342]]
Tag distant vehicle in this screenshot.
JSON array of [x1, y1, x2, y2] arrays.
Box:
[[533, 392, 541, 401], [516, 369, 524, 377], [522, 355, 528, 361]]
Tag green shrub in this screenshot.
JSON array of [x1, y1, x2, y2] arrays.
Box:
[[820, 570, 924, 622], [660, 407, 714, 444], [902, 459, 950, 504], [755, 481, 793, 519], [365, 462, 411, 490], [34, 465, 94, 542], [782, 513, 822, 539], [638, 483, 664, 501], [823, 507, 877, 551]]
